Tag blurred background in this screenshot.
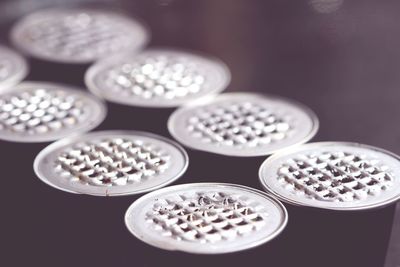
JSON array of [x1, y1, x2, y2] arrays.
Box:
[[0, 0, 399, 266]]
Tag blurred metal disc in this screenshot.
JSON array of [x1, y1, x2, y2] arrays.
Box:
[[85, 49, 230, 107], [0, 81, 106, 142], [0, 45, 28, 90], [11, 8, 149, 63]]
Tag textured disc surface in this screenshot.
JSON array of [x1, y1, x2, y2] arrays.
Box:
[[168, 92, 318, 156], [259, 142, 400, 210], [0, 82, 106, 142], [85, 49, 230, 107], [0, 45, 28, 90], [125, 183, 287, 254], [11, 8, 148, 63], [34, 130, 189, 196]]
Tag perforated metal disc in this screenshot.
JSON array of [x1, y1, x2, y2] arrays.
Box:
[[125, 183, 287, 254], [34, 130, 189, 196], [168, 93, 318, 156], [259, 142, 400, 210], [0, 45, 28, 90], [0, 82, 106, 142], [85, 49, 230, 107], [11, 8, 149, 63]]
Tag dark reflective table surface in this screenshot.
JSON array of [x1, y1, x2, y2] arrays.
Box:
[[0, 0, 399, 266]]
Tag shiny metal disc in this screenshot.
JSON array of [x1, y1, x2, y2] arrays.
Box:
[[85, 49, 230, 107], [168, 92, 319, 156], [0, 82, 106, 142], [125, 183, 287, 254], [11, 8, 149, 63], [259, 142, 400, 210], [34, 130, 189, 196], [0, 45, 28, 90]]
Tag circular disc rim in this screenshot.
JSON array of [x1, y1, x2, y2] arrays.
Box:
[[85, 48, 231, 107], [10, 8, 150, 64], [34, 130, 189, 196], [259, 141, 400, 211], [0, 81, 107, 143], [124, 182, 288, 254], [168, 92, 319, 157], [0, 45, 29, 91]]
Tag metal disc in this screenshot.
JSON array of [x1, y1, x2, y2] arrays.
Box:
[[168, 92, 319, 156], [34, 130, 189, 196], [259, 142, 400, 210], [0, 45, 28, 90], [85, 49, 230, 107], [10, 8, 149, 63], [125, 183, 287, 254], [0, 82, 106, 142]]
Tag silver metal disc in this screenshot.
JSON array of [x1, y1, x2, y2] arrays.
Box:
[[259, 142, 400, 210], [34, 130, 189, 196], [11, 8, 149, 63], [0, 45, 28, 90], [0, 82, 106, 142], [125, 183, 287, 254], [168, 92, 319, 156], [85, 49, 230, 107]]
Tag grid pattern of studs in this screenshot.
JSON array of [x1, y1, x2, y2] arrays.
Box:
[[104, 55, 206, 99], [20, 11, 140, 60], [146, 191, 265, 243], [0, 88, 87, 134], [187, 102, 291, 147], [56, 138, 170, 186], [277, 151, 394, 202]]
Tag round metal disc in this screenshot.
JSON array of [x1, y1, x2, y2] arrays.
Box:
[[259, 142, 400, 210], [10, 8, 149, 63], [85, 49, 230, 107], [34, 130, 189, 196], [0, 45, 28, 90], [168, 92, 319, 156], [0, 82, 106, 142], [125, 183, 287, 254]]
